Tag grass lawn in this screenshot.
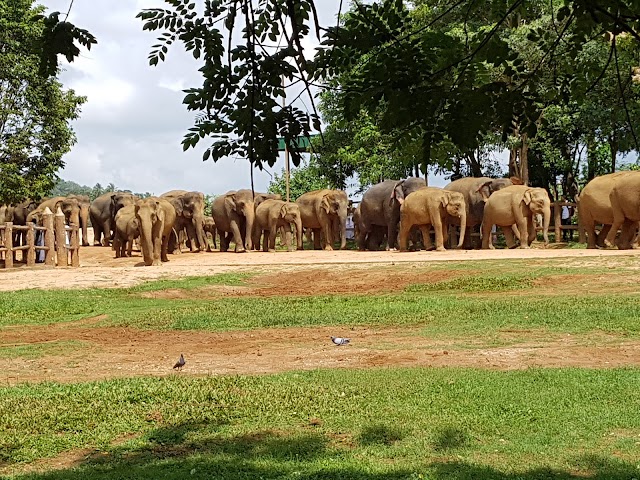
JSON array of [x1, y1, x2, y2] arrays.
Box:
[[1, 258, 640, 478]]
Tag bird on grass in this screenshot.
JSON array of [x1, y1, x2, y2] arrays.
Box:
[[173, 354, 186, 371], [331, 336, 350, 346]]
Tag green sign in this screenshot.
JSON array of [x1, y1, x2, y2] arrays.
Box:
[[277, 134, 320, 152]]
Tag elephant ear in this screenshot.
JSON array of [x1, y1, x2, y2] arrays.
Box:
[[523, 190, 533, 205], [224, 193, 237, 211], [510, 176, 524, 185], [173, 197, 184, 216], [321, 194, 332, 214], [441, 193, 450, 208], [279, 203, 289, 219], [390, 180, 406, 206], [476, 181, 493, 202]]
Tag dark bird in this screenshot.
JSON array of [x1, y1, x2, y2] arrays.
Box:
[[331, 336, 350, 346], [173, 354, 185, 371]]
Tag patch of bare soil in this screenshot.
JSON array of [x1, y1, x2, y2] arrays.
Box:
[[1, 322, 638, 386]]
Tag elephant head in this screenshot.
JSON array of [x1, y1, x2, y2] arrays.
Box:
[[67, 195, 90, 246], [477, 177, 523, 201], [443, 191, 467, 248], [110, 193, 137, 222], [255, 192, 282, 208], [390, 178, 428, 206], [135, 198, 166, 266], [226, 189, 255, 250], [28, 197, 80, 227], [523, 187, 550, 245], [280, 202, 303, 250]]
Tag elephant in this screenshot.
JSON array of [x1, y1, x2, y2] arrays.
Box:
[[90, 192, 137, 247], [211, 189, 255, 252], [134, 197, 176, 266], [254, 192, 282, 207], [481, 185, 550, 249], [578, 172, 638, 249], [8, 200, 37, 247], [203, 216, 217, 251], [603, 172, 640, 248], [296, 189, 349, 250], [113, 205, 139, 258], [353, 204, 387, 250], [398, 187, 466, 252], [161, 190, 207, 253], [253, 199, 303, 252], [358, 178, 427, 251], [67, 194, 91, 246], [28, 196, 81, 229], [0, 204, 13, 223], [444, 176, 522, 248]]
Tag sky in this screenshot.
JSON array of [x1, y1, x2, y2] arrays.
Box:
[[39, 0, 349, 196]]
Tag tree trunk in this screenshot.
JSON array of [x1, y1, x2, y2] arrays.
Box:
[[508, 129, 529, 185], [466, 150, 483, 177], [609, 136, 618, 172]]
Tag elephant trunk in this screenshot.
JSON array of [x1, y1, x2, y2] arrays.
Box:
[[542, 203, 551, 246], [457, 210, 467, 248], [338, 206, 348, 250], [79, 204, 89, 246], [138, 216, 155, 266], [295, 216, 303, 250], [243, 205, 255, 250], [193, 214, 207, 251]]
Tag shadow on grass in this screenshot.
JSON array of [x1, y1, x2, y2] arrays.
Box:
[[432, 427, 469, 451], [9, 423, 640, 480]]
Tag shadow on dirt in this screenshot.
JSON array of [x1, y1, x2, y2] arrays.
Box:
[[8, 422, 640, 480]]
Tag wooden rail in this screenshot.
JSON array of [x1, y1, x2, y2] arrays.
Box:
[[0, 207, 80, 268]]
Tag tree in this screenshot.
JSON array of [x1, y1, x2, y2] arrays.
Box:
[[0, 0, 96, 204], [267, 158, 331, 201]]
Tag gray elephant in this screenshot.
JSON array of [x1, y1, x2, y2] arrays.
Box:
[[113, 204, 139, 258], [135, 197, 176, 266], [89, 192, 137, 246], [444, 176, 522, 248], [296, 189, 348, 250], [211, 189, 255, 252], [161, 190, 207, 253], [203, 216, 217, 251], [67, 194, 91, 246], [8, 200, 37, 246], [253, 199, 303, 252], [358, 178, 427, 250]]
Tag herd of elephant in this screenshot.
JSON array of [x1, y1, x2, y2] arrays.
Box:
[[1, 171, 639, 266]]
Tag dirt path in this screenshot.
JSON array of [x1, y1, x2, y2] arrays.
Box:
[[1, 319, 638, 385], [1, 244, 640, 292]]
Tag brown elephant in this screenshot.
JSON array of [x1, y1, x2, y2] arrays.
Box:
[[211, 189, 255, 252], [113, 205, 140, 258], [134, 197, 176, 266], [399, 188, 466, 252], [254, 192, 282, 207], [67, 194, 91, 246], [358, 178, 427, 250], [296, 189, 348, 250], [578, 172, 637, 249], [28, 196, 81, 229], [89, 192, 137, 246], [481, 185, 550, 249], [444, 176, 522, 248], [603, 172, 640, 248], [253, 199, 303, 252], [161, 190, 207, 253], [7, 200, 37, 247], [203, 216, 217, 251]]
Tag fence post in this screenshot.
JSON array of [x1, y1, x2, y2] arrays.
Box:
[[70, 224, 80, 267], [43, 208, 55, 266], [554, 202, 561, 242], [26, 223, 35, 266], [54, 207, 67, 266], [4, 222, 13, 268]]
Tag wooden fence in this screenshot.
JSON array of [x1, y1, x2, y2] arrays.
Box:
[[0, 207, 80, 269]]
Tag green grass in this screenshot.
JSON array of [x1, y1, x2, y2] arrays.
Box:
[[1, 368, 639, 479], [0, 341, 86, 360]]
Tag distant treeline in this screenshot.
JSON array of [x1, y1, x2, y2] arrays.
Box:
[[50, 179, 153, 202]]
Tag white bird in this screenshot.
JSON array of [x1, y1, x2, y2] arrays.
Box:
[[173, 354, 186, 371], [331, 336, 350, 346]]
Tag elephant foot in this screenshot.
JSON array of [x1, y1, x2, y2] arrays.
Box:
[[435, 246, 446, 252], [235, 247, 246, 253], [519, 245, 530, 249], [603, 240, 614, 248], [269, 249, 276, 253]]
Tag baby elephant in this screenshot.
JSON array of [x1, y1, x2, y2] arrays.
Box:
[[481, 185, 550, 249], [203, 216, 217, 251], [399, 187, 467, 251], [253, 199, 303, 252], [113, 205, 140, 258]]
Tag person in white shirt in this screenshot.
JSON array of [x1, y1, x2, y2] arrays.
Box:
[[560, 197, 573, 242]]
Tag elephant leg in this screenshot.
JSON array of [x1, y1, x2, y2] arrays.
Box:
[[101, 220, 111, 247], [596, 224, 611, 248], [160, 231, 170, 263], [418, 225, 432, 251], [212, 228, 217, 250], [321, 220, 334, 251], [312, 229, 322, 250], [527, 216, 537, 245], [268, 226, 277, 252], [386, 223, 398, 251], [516, 216, 529, 248], [501, 227, 517, 248], [398, 220, 412, 252], [481, 222, 494, 249], [114, 235, 122, 258], [219, 232, 229, 252], [432, 216, 446, 251], [229, 220, 246, 252], [185, 223, 199, 252]]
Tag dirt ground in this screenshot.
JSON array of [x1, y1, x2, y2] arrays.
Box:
[[2, 241, 640, 386]]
